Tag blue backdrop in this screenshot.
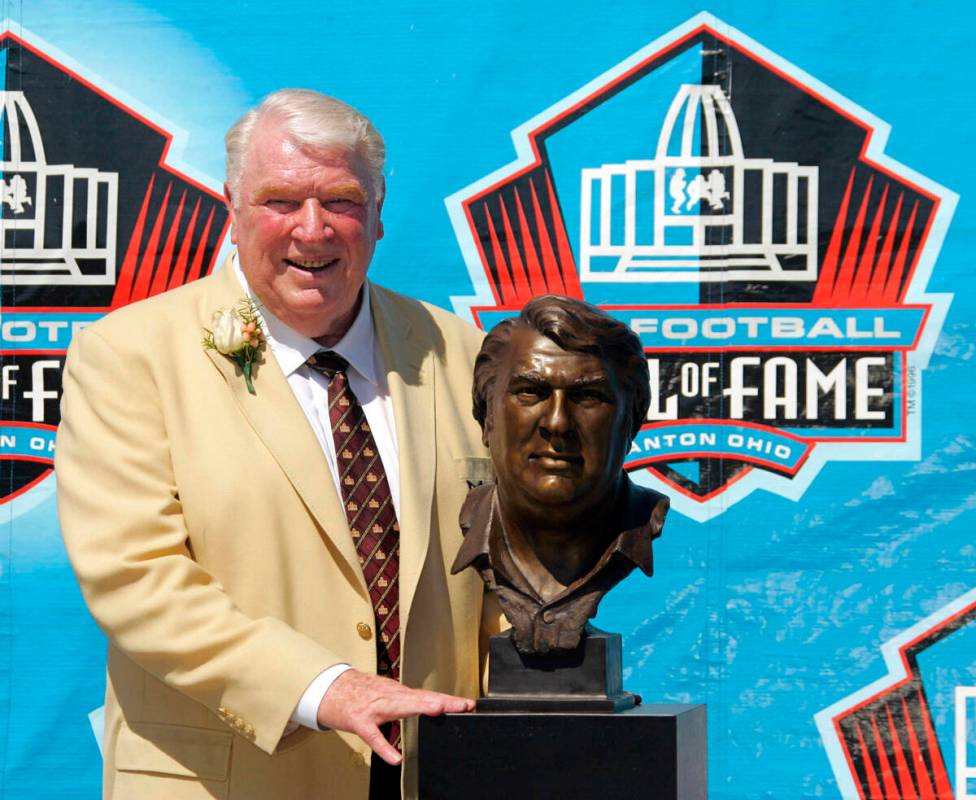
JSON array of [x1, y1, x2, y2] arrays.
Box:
[[1, 2, 973, 798]]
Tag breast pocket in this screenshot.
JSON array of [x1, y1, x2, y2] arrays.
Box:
[[113, 722, 232, 800], [454, 456, 495, 489]]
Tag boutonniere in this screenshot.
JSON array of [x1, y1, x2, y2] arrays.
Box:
[[203, 298, 266, 395]]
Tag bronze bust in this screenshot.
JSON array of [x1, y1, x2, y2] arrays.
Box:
[[453, 295, 668, 655]]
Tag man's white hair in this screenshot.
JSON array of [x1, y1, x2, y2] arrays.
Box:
[[224, 88, 386, 205]]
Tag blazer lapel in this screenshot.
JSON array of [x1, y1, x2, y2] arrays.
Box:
[[201, 261, 368, 598], [370, 285, 436, 630]]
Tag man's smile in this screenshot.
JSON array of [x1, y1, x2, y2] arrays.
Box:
[[284, 257, 340, 272]]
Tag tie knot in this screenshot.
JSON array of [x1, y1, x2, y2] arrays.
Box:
[[307, 350, 350, 378]]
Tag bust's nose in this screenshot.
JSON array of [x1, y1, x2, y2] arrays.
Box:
[[539, 390, 572, 443]]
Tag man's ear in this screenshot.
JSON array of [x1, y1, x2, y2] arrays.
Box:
[[223, 183, 238, 245], [375, 180, 385, 241]]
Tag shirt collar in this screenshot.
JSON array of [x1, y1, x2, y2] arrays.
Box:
[[232, 252, 379, 385]]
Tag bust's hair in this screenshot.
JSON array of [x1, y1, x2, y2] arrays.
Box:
[[224, 88, 385, 205], [472, 294, 650, 440]]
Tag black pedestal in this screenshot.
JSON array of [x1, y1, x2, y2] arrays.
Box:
[[419, 704, 707, 799]]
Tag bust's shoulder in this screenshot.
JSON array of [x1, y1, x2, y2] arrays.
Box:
[[622, 476, 670, 531], [629, 480, 669, 508]]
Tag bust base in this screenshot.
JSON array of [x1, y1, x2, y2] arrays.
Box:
[[478, 625, 635, 712]]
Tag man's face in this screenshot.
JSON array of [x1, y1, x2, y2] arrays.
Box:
[[226, 118, 383, 343], [485, 328, 629, 514]]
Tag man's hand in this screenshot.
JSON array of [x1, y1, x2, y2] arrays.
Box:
[[316, 669, 475, 765]]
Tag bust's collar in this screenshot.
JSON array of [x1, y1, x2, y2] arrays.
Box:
[[453, 477, 665, 602], [453, 483, 495, 573]]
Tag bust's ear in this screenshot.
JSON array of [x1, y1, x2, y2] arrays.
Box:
[[481, 410, 493, 448]]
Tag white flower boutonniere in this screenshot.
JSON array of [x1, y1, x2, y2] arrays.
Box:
[[203, 298, 266, 395]]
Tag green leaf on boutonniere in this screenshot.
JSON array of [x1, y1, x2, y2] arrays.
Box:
[[240, 355, 256, 395]]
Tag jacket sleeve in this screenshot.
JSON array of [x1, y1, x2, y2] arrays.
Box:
[[55, 327, 343, 754]]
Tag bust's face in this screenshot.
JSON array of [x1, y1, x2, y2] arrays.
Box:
[[485, 327, 629, 514]]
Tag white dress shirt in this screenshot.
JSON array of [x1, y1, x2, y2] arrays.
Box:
[[233, 257, 399, 732]]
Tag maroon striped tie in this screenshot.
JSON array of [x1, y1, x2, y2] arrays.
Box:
[[307, 351, 401, 749]]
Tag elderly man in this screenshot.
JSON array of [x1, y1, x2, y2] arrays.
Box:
[[56, 89, 495, 799]]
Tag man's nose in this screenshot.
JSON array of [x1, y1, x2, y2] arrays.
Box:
[[292, 200, 335, 242], [539, 391, 572, 440]]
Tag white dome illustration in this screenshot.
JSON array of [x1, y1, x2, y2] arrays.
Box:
[[580, 83, 818, 283], [0, 90, 118, 286]]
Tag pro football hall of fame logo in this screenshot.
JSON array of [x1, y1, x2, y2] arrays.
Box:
[[0, 29, 228, 504], [448, 14, 968, 798], [449, 14, 955, 525]]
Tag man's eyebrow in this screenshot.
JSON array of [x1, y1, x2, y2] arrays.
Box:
[[322, 183, 368, 202], [253, 185, 297, 202], [253, 183, 368, 203]]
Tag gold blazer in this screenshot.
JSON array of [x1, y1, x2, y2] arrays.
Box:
[[56, 258, 496, 799]]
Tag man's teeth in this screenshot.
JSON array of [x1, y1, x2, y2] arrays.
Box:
[[288, 258, 336, 269]]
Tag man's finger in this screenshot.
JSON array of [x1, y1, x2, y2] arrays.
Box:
[[431, 693, 476, 714], [404, 690, 475, 717], [374, 688, 474, 720], [358, 722, 402, 766]]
